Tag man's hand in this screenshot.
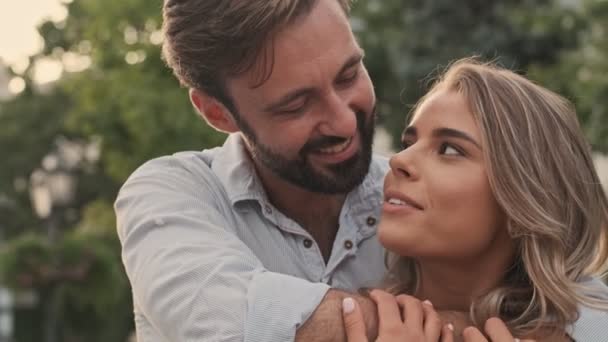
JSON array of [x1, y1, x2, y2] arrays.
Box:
[[295, 289, 379, 342]]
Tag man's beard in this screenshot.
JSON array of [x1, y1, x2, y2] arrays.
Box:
[[236, 107, 376, 194]]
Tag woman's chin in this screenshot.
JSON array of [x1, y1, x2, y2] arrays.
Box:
[[378, 223, 422, 256]]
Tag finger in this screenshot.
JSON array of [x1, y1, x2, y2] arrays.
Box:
[[462, 326, 488, 342], [484, 317, 514, 342], [369, 290, 404, 334], [395, 294, 423, 330], [342, 297, 368, 342], [421, 300, 442, 341], [440, 324, 455, 342]]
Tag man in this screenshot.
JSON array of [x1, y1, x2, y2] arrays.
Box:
[[115, 0, 387, 340]]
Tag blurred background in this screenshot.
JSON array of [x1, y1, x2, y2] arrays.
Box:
[[1, 0, 607, 341]]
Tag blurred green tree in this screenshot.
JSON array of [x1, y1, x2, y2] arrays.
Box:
[[529, 0, 608, 152], [0, 0, 224, 341], [1, 0, 607, 341], [351, 0, 585, 148]]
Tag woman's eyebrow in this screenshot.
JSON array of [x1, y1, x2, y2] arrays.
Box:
[[433, 127, 481, 148]]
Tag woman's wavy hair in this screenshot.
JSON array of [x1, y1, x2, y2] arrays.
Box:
[[384, 57, 608, 337]]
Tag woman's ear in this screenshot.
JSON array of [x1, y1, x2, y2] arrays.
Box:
[[189, 89, 239, 133]]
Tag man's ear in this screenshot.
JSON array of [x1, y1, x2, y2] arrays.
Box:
[[189, 89, 239, 133]]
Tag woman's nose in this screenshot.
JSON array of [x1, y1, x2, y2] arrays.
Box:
[[388, 148, 418, 180]]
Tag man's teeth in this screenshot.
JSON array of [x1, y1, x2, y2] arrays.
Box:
[[318, 137, 352, 154], [388, 198, 408, 206]]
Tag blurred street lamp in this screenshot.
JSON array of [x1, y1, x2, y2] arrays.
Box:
[[29, 168, 75, 243], [0, 193, 16, 342], [28, 137, 88, 342], [0, 288, 13, 342], [29, 137, 81, 243]]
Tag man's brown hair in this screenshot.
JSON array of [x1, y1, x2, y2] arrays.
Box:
[[162, 0, 352, 109]]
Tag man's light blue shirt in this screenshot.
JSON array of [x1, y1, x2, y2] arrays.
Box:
[[115, 133, 389, 341]]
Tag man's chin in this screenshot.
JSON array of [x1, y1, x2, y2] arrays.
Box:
[[309, 154, 369, 192]]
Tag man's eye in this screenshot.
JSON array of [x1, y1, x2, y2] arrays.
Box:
[[280, 100, 308, 115], [439, 143, 463, 156], [338, 69, 358, 85]]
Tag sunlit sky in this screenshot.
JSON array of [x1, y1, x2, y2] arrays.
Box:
[[1, 0, 68, 64], [0, 0, 68, 89]]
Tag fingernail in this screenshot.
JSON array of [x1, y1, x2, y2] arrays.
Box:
[[342, 297, 355, 314], [423, 299, 433, 307], [447, 323, 454, 331]]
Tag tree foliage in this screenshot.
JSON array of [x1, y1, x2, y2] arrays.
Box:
[[1, 0, 607, 341], [352, 0, 586, 148], [1, 0, 223, 340], [528, 0, 608, 152]]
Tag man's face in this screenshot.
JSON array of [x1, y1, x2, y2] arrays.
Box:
[[225, 0, 377, 194]]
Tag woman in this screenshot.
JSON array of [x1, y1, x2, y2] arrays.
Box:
[[343, 58, 608, 341]]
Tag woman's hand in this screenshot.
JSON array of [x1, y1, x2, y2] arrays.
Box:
[[342, 289, 454, 341], [462, 317, 535, 342]]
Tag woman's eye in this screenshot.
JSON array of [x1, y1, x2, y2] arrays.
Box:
[[439, 143, 462, 156], [400, 140, 413, 150]]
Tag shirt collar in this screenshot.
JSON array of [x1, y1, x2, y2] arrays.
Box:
[[211, 133, 268, 205]]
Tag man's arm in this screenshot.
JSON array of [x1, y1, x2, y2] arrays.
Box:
[[116, 156, 370, 342], [296, 289, 379, 342]]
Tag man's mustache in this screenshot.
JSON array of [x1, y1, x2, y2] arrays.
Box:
[[303, 136, 349, 152], [300, 108, 373, 154]]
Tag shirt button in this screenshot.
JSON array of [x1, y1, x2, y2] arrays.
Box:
[[303, 239, 313, 248], [264, 204, 272, 214], [344, 240, 354, 250], [366, 216, 377, 226]]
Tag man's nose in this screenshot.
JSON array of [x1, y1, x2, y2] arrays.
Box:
[[317, 91, 357, 137]]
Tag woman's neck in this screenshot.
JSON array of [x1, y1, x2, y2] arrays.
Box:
[[414, 250, 515, 311]]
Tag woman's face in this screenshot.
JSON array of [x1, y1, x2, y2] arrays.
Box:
[[378, 89, 510, 261]]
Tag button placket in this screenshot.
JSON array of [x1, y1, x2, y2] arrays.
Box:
[[366, 216, 377, 226], [343, 239, 353, 250]]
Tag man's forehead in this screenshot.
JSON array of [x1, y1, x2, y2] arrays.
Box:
[[225, 0, 358, 104], [248, 10, 356, 88]]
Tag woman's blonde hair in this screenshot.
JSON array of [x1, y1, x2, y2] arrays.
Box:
[[385, 57, 608, 337]]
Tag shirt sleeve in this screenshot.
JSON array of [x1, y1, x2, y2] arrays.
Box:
[[115, 156, 330, 342]]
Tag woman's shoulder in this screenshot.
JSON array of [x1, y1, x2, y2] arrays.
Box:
[[568, 276, 608, 341], [577, 276, 608, 296]]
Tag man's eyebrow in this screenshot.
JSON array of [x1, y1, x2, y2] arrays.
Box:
[[263, 51, 364, 113], [335, 51, 364, 80], [263, 88, 313, 113]]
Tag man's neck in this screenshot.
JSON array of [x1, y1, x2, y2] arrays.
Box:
[[254, 157, 347, 262]]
